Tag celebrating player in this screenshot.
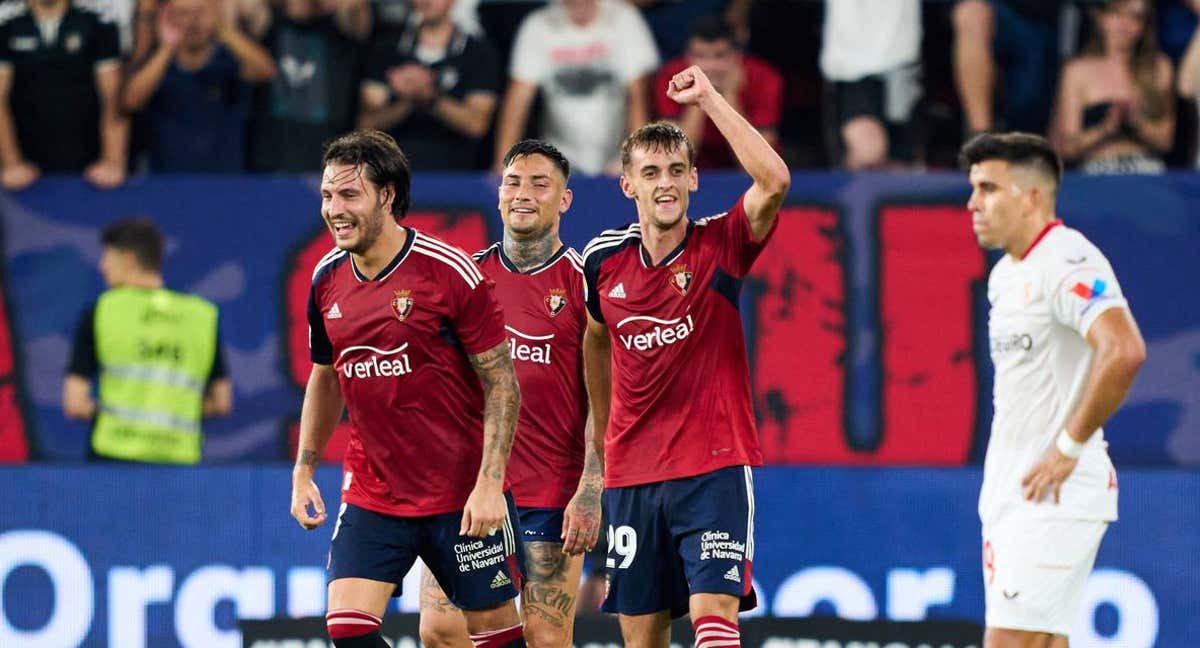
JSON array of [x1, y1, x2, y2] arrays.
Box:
[[418, 139, 602, 648], [961, 132, 1145, 647], [290, 130, 526, 648], [581, 66, 789, 648]]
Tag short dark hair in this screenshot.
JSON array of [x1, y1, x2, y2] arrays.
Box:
[[958, 132, 1063, 188], [322, 130, 412, 219], [688, 14, 737, 45], [502, 139, 571, 182], [101, 217, 164, 272], [621, 121, 695, 169]]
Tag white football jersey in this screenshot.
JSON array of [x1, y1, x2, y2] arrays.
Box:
[[979, 222, 1125, 527]]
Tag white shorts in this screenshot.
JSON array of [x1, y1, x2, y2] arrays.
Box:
[[982, 516, 1108, 635]]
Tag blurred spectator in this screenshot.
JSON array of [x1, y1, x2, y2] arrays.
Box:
[[471, 0, 546, 75], [1177, 0, 1200, 165], [0, 0, 127, 190], [493, 0, 658, 176], [953, 0, 1062, 138], [655, 15, 780, 169], [820, 0, 922, 170], [358, 0, 499, 170], [64, 217, 231, 464], [1052, 0, 1173, 174], [123, 0, 275, 172], [243, 0, 372, 172], [628, 0, 728, 61]]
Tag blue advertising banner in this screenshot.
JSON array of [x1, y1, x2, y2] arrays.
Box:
[[0, 466, 1195, 647], [0, 171, 1196, 466]]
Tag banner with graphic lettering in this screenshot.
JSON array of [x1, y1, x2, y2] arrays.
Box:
[[0, 466, 1193, 647], [0, 172, 1196, 465]]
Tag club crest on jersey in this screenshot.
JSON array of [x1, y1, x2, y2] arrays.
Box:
[[669, 263, 693, 295], [545, 288, 568, 317], [390, 289, 414, 321]]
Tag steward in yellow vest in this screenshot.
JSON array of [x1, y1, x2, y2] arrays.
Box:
[[63, 218, 232, 463]]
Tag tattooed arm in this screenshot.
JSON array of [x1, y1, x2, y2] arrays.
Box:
[[291, 363, 345, 530], [461, 340, 522, 537], [562, 414, 603, 555]]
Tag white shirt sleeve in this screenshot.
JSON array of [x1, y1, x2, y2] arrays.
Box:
[[509, 11, 549, 84], [611, 2, 659, 83], [1047, 247, 1129, 336]]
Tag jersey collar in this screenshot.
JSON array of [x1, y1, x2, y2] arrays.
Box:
[[497, 243, 567, 275], [1019, 219, 1062, 261], [638, 222, 693, 269], [351, 226, 415, 282]]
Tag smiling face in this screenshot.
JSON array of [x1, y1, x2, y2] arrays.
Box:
[[498, 153, 571, 241], [620, 143, 698, 231], [320, 163, 394, 255]]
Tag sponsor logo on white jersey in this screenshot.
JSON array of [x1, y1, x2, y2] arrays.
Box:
[[608, 283, 627, 299], [615, 314, 695, 351], [338, 344, 413, 379], [506, 326, 553, 365], [990, 333, 1033, 355]]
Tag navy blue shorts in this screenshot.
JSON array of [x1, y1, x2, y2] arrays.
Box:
[[327, 494, 525, 611], [517, 507, 564, 543], [601, 465, 757, 618]]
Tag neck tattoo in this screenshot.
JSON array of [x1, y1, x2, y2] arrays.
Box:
[[504, 231, 559, 272]]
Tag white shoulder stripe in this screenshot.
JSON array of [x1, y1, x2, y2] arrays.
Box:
[[312, 247, 347, 280], [582, 230, 639, 257], [696, 210, 731, 226], [411, 244, 480, 288], [415, 238, 484, 284], [415, 234, 485, 282], [472, 242, 500, 262], [566, 251, 584, 275], [582, 232, 638, 262]]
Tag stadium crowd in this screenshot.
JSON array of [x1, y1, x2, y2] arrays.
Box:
[[2, 0, 1200, 190]]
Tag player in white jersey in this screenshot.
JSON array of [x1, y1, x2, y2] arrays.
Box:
[[960, 132, 1146, 647]]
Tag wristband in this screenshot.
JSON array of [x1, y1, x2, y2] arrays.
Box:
[[1055, 429, 1085, 459]]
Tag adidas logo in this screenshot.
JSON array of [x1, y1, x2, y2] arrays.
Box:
[[490, 570, 512, 589], [608, 283, 626, 299], [327, 303, 342, 319], [723, 566, 741, 583]]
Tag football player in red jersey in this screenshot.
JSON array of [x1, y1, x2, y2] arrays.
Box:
[[290, 130, 526, 648], [581, 66, 789, 648], [420, 139, 602, 648]]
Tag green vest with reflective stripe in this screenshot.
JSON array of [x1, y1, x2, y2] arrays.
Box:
[[91, 287, 218, 464]]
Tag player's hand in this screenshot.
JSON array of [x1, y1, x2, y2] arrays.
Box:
[[1021, 445, 1079, 504], [561, 478, 601, 555], [1, 161, 39, 191], [461, 485, 506, 538], [291, 472, 327, 530], [83, 159, 126, 190], [666, 65, 717, 107]]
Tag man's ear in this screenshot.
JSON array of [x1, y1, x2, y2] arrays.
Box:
[[619, 174, 635, 199]]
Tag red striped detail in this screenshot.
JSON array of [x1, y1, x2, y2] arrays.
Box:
[[693, 615, 741, 648], [505, 552, 523, 591], [470, 623, 524, 648], [325, 608, 381, 639]]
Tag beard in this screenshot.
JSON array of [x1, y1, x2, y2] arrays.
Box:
[[340, 208, 388, 255]]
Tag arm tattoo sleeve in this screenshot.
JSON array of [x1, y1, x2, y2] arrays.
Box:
[[469, 341, 521, 482]]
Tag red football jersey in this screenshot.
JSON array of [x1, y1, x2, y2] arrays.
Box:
[[582, 195, 773, 488], [308, 227, 507, 517], [473, 244, 588, 509]]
